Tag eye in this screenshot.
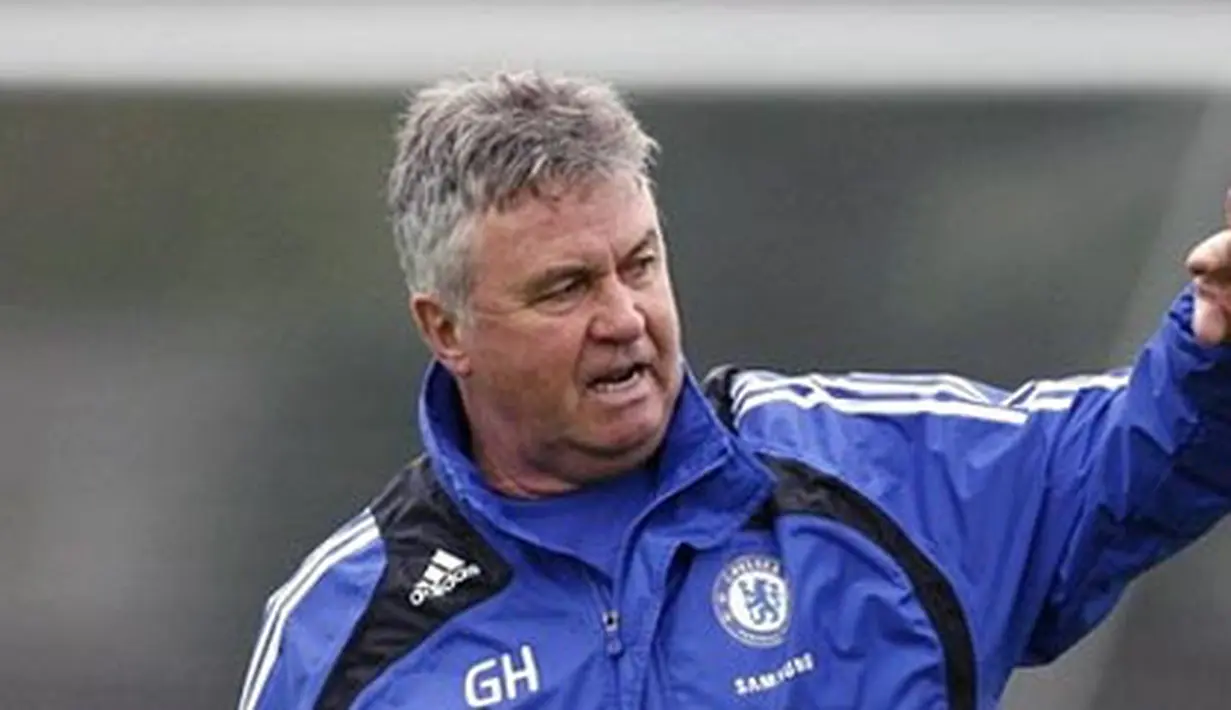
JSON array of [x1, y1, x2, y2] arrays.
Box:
[[541, 277, 586, 303], [625, 253, 658, 282]]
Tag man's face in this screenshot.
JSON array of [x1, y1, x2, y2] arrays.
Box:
[[448, 174, 683, 483]]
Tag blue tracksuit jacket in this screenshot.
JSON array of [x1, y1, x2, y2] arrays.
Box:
[[238, 288, 1231, 709]]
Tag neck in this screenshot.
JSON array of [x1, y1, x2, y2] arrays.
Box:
[[474, 438, 584, 499], [457, 396, 581, 499], [459, 398, 650, 500]]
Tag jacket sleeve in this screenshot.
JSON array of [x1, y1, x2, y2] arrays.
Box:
[[731, 287, 1231, 682], [1012, 286, 1231, 662], [236, 512, 385, 710]]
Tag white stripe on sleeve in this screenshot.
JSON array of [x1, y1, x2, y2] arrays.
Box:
[[237, 511, 379, 710]]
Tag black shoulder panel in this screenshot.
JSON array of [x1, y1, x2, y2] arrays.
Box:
[[315, 457, 513, 710], [759, 456, 977, 710], [701, 364, 741, 431]]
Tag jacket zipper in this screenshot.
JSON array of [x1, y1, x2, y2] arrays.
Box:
[[577, 462, 727, 709], [585, 573, 623, 705], [592, 465, 720, 709], [601, 608, 623, 656]]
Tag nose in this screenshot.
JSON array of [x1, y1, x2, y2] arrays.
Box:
[[589, 278, 646, 343]]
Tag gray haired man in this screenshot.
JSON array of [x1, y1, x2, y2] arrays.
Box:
[[239, 71, 1231, 710]]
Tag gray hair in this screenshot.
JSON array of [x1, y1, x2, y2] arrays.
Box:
[[387, 70, 659, 315]]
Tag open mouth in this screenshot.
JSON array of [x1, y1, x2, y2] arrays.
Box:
[[588, 363, 649, 394]]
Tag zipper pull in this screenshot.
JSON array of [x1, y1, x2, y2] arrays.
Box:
[[601, 610, 623, 657]]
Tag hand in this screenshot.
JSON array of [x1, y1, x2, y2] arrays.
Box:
[[1184, 189, 1231, 345]]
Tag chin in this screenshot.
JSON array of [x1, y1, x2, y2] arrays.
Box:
[[574, 370, 679, 465], [590, 408, 669, 462]]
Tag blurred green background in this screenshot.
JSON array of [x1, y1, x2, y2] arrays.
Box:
[[4, 87, 1231, 708]]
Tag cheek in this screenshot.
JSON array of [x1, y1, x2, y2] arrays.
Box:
[[644, 291, 682, 347], [476, 318, 586, 383]]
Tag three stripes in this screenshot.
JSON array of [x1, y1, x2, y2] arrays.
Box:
[[732, 369, 1129, 425]]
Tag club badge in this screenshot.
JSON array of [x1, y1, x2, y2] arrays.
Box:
[[712, 554, 791, 648]]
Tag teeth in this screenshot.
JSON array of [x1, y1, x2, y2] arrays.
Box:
[[593, 366, 642, 393]]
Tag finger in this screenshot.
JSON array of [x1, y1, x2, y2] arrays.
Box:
[[1196, 270, 1231, 311], [1192, 290, 1229, 346], [1186, 232, 1231, 280]]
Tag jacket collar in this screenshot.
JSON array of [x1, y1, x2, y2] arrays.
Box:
[[416, 360, 773, 549]]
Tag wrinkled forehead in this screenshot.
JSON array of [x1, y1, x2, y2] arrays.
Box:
[[473, 174, 661, 263]]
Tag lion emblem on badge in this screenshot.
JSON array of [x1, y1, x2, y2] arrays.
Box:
[[712, 554, 791, 647]]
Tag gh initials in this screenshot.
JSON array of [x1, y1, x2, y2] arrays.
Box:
[[463, 645, 540, 708]]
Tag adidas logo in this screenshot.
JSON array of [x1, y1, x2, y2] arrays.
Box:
[[409, 549, 482, 607]]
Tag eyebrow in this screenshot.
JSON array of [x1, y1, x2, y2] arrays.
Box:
[[625, 229, 660, 257], [524, 263, 592, 297], [523, 229, 661, 296]]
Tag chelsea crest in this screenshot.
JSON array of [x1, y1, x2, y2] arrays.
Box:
[[712, 554, 791, 647]]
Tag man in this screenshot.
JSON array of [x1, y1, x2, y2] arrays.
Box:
[[238, 71, 1231, 709]]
